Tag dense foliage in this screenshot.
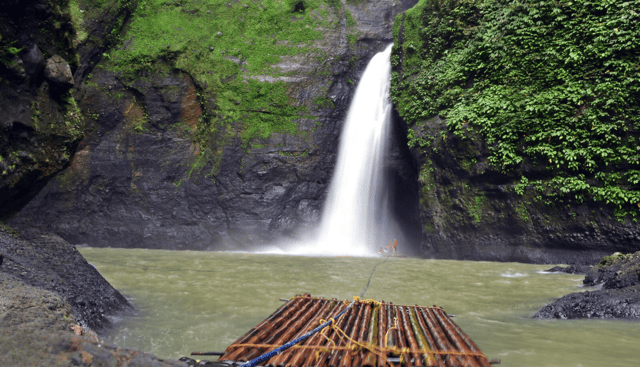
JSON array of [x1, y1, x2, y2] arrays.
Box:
[[392, 0, 640, 219]]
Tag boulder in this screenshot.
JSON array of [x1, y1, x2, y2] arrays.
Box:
[[44, 55, 74, 88], [20, 43, 44, 76]]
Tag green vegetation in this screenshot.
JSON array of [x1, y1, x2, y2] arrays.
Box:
[[393, 0, 640, 220], [104, 0, 358, 149], [468, 194, 484, 224], [598, 251, 636, 267], [68, 0, 89, 43], [62, 92, 85, 139], [0, 222, 18, 236], [0, 36, 22, 67]]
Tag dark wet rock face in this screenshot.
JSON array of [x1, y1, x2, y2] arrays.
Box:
[[0, 1, 134, 220], [0, 229, 133, 332], [534, 252, 640, 319], [10, 0, 423, 252]]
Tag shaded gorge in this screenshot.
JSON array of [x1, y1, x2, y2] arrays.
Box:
[[80, 248, 640, 367]]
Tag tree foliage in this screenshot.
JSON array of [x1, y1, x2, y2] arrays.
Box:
[[392, 0, 640, 219]]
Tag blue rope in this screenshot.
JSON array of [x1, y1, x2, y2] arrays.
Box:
[[239, 300, 356, 367]]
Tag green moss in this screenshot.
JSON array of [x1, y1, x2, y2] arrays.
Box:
[[469, 193, 485, 224], [314, 96, 335, 109], [68, 0, 88, 43], [515, 202, 530, 223], [104, 0, 351, 149], [597, 252, 627, 267]]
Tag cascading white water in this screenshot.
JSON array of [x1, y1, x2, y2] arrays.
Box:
[[287, 44, 396, 257]]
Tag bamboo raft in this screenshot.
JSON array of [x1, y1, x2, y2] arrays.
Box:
[[195, 294, 497, 367]]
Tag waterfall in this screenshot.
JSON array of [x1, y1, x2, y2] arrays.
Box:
[[289, 44, 396, 257]]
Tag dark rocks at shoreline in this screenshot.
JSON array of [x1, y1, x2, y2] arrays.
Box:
[[583, 252, 640, 289], [534, 251, 640, 319], [0, 272, 187, 367], [533, 285, 640, 319], [543, 265, 592, 275], [0, 228, 133, 332]]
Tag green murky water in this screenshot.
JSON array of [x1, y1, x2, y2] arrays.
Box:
[[79, 248, 640, 367]]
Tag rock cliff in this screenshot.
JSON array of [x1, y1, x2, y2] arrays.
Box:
[[0, 0, 135, 220], [6, 0, 422, 252]]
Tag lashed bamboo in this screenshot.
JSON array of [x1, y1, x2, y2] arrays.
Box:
[[242, 297, 319, 361], [432, 308, 491, 367], [361, 304, 378, 367], [376, 302, 387, 367], [351, 303, 372, 367], [215, 297, 494, 367], [299, 301, 347, 367], [266, 299, 331, 367], [282, 300, 337, 367], [330, 303, 364, 367], [393, 306, 411, 367], [314, 303, 356, 367], [296, 300, 347, 367], [416, 308, 459, 367], [221, 296, 310, 361], [408, 306, 437, 367]]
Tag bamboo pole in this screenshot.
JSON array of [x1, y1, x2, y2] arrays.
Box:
[[419, 308, 461, 367], [408, 306, 437, 367], [241, 297, 317, 361], [267, 300, 331, 367], [221, 296, 310, 361], [351, 302, 372, 367], [394, 306, 411, 367], [432, 308, 488, 367], [314, 303, 356, 367], [361, 304, 379, 367]]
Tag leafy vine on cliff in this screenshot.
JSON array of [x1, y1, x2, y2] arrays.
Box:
[[392, 0, 640, 220]]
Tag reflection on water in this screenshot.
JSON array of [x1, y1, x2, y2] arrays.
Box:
[[79, 248, 640, 367]]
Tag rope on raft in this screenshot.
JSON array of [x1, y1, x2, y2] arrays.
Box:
[[238, 240, 398, 367]]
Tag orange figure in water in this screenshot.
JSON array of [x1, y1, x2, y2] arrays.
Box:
[[379, 239, 398, 256]]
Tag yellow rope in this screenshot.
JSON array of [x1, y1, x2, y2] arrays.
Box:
[[229, 343, 487, 358]]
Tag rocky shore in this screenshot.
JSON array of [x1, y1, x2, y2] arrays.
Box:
[[534, 252, 640, 319], [0, 228, 188, 366]]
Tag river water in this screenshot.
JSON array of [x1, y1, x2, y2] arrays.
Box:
[[79, 248, 639, 367]]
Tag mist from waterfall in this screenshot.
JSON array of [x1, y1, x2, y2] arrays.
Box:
[[285, 44, 396, 257]]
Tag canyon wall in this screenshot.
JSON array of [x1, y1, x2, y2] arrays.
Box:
[[5, 0, 638, 264], [5, 0, 422, 253]]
